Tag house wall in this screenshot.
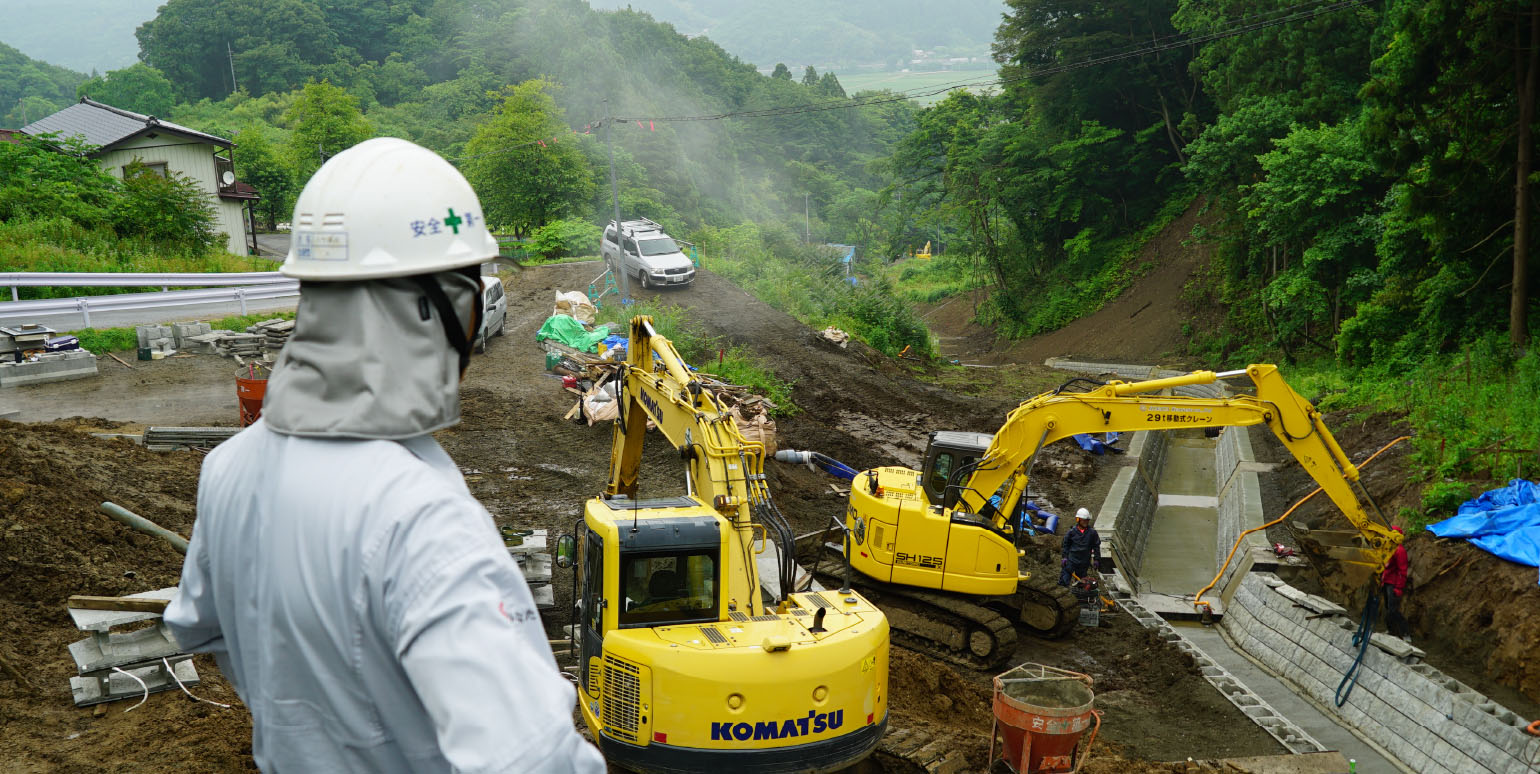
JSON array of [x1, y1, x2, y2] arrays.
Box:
[[96, 134, 247, 255]]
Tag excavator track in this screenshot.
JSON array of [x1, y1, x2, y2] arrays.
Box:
[[812, 568, 1018, 671], [1012, 578, 1080, 640]]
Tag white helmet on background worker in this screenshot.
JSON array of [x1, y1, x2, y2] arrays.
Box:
[[281, 137, 498, 280], [1075, 507, 1093, 522]]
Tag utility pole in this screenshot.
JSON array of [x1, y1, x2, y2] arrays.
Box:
[[605, 99, 630, 302], [227, 42, 238, 95]]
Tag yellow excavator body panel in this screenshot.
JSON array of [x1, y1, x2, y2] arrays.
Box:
[[847, 466, 1020, 596]]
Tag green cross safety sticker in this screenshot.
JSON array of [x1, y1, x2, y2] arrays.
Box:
[[443, 208, 463, 234], [410, 208, 478, 238]]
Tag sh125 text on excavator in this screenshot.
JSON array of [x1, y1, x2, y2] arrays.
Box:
[[556, 315, 890, 774], [780, 364, 1401, 671]]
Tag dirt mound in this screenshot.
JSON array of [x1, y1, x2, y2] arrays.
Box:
[[923, 200, 1218, 366], [0, 420, 252, 771], [1256, 411, 1540, 719]]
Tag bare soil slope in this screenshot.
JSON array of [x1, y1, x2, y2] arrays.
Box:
[[924, 201, 1216, 367]]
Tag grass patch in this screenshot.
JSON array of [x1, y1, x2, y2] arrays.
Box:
[[1280, 335, 1540, 529], [691, 223, 935, 358], [884, 252, 983, 306], [69, 311, 296, 354], [3, 217, 268, 300], [596, 299, 795, 413]]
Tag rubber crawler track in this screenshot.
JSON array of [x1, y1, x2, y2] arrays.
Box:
[[1014, 579, 1080, 640], [814, 571, 1018, 671]]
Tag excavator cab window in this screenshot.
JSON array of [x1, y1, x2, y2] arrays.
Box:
[[924, 449, 981, 508], [618, 550, 719, 628]]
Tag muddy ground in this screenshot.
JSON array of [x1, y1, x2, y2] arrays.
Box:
[[1, 262, 1287, 771]]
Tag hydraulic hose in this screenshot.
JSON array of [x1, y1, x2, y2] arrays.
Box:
[[1335, 587, 1382, 706]]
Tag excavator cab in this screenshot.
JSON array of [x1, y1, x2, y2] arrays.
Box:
[[920, 431, 992, 509]]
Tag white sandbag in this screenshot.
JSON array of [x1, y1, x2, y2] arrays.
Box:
[[554, 291, 597, 325]]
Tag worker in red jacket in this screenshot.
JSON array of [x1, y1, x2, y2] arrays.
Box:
[[1380, 525, 1411, 639]]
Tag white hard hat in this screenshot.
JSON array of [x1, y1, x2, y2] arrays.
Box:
[[1075, 508, 1093, 521], [282, 137, 497, 280]]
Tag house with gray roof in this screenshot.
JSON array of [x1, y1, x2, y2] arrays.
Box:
[[22, 98, 259, 256]]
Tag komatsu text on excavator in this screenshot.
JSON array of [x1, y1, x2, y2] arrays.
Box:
[[806, 364, 1401, 669], [560, 316, 889, 774]]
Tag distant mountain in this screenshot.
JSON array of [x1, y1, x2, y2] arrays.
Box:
[[2, 0, 161, 74], [1, 42, 86, 128], [585, 0, 1005, 68]]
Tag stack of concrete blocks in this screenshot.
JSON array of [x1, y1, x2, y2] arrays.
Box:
[[247, 318, 293, 353], [66, 587, 199, 707], [0, 350, 98, 388], [136, 324, 178, 357], [172, 321, 212, 349], [1224, 573, 1539, 774]]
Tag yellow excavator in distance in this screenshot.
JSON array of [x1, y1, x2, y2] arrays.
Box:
[[558, 316, 889, 774], [811, 364, 1401, 669]]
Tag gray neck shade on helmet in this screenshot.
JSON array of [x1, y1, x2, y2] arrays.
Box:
[[262, 270, 480, 440]]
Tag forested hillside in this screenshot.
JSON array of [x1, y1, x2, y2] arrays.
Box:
[[892, 0, 1536, 366], [0, 43, 85, 129]]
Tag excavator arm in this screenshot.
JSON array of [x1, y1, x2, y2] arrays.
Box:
[[956, 364, 1401, 574], [606, 315, 798, 601]]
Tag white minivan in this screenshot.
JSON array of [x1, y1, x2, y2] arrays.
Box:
[[602, 218, 695, 289], [477, 276, 507, 353]]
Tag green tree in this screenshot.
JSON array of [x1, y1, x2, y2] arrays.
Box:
[[771, 63, 793, 80], [76, 64, 178, 116], [0, 133, 119, 227], [113, 161, 221, 249], [1363, 0, 1539, 351], [802, 66, 819, 87], [463, 80, 595, 235], [284, 80, 373, 181], [234, 124, 298, 230], [137, 0, 339, 100]]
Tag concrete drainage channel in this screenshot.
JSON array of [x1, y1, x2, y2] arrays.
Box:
[[1051, 359, 1540, 774]]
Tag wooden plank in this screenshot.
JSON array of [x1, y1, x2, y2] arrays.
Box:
[[67, 595, 170, 613]]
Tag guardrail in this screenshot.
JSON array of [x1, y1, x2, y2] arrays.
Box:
[[0, 283, 299, 328], [4, 271, 289, 301]]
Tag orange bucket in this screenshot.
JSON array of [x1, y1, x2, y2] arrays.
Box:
[[236, 367, 269, 427], [989, 663, 1102, 773]]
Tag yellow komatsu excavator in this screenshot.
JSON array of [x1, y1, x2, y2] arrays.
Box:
[[824, 364, 1401, 669], [562, 316, 889, 774]]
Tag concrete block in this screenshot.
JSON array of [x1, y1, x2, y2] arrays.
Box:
[[70, 658, 198, 707]]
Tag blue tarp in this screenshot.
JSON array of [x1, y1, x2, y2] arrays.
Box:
[[1427, 479, 1540, 586], [1071, 432, 1123, 455]]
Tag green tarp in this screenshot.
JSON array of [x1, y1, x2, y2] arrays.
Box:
[[535, 315, 609, 352]]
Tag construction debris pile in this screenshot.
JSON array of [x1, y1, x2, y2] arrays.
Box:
[[144, 317, 292, 363]]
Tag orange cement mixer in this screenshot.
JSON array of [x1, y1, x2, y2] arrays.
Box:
[[988, 663, 1102, 773]]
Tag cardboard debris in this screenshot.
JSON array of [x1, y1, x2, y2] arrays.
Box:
[[553, 291, 597, 325], [820, 326, 850, 348]]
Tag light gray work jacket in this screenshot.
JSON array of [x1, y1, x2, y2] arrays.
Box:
[[166, 422, 604, 773]]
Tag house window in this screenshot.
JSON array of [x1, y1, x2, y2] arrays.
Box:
[[124, 161, 168, 178]]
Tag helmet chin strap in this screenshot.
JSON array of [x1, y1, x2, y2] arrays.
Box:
[[411, 268, 481, 376]]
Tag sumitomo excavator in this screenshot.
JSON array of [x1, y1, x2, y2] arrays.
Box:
[[560, 316, 889, 774], [784, 364, 1401, 669]]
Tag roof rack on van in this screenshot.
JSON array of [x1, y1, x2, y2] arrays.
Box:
[[612, 217, 665, 236]]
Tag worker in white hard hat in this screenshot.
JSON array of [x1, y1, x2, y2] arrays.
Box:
[[1059, 507, 1102, 586], [165, 138, 604, 774]]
